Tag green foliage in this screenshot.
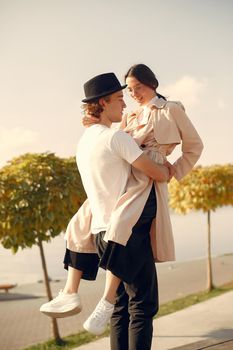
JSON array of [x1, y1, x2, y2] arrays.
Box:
[[0, 153, 86, 252], [22, 329, 109, 350], [169, 164, 233, 214]]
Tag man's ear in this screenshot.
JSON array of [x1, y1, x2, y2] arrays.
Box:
[[99, 98, 106, 108]]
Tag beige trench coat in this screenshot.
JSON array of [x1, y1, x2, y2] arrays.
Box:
[[65, 99, 203, 262]]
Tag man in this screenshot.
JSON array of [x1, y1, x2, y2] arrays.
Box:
[[77, 72, 169, 350]]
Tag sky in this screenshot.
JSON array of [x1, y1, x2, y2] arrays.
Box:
[[0, 0, 233, 167]]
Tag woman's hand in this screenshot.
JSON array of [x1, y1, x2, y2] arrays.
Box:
[[82, 114, 100, 128], [164, 161, 176, 182]]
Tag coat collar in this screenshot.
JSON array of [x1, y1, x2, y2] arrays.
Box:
[[127, 97, 167, 125], [151, 97, 167, 109], [132, 97, 167, 125]]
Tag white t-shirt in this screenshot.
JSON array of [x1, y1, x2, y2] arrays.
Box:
[[76, 124, 143, 233]]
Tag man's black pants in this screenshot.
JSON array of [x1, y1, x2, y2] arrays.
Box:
[[96, 186, 158, 350]]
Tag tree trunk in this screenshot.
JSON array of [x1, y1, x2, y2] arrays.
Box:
[[38, 239, 64, 345], [206, 210, 214, 292]]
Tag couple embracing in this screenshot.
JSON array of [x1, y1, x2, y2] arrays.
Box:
[[40, 64, 203, 350]]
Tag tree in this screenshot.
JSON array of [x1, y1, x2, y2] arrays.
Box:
[[0, 153, 85, 344], [168, 164, 233, 292]]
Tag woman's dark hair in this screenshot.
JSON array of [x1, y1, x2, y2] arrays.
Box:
[[125, 64, 166, 100]]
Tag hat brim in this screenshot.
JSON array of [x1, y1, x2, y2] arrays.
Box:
[[82, 84, 127, 103]]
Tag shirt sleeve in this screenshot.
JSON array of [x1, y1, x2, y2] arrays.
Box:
[[110, 130, 143, 164]]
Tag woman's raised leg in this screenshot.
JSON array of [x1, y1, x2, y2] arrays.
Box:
[[40, 266, 83, 318]]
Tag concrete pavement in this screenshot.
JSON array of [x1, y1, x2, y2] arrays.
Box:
[[0, 255, 232, 350], [73, 291, 233, 350]]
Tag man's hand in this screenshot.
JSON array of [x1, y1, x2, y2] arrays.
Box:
[[164, 161, 176, 182], [82, 114, 100, 128]]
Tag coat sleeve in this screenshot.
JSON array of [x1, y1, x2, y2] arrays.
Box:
[[171, 102, 204, 180]]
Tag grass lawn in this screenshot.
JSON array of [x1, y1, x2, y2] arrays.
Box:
[[23, 281, 233, 350]]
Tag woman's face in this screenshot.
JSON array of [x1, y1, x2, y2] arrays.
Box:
[[126, 76, 156, 106]]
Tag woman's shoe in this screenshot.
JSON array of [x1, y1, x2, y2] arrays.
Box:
[[40, 290, 82, 318]]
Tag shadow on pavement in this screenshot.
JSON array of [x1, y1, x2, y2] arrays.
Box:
[[207, 328, 233, 339], [0, 293, 41, 301]]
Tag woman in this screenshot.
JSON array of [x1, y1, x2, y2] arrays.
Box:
[[40, 64, 203, 342]]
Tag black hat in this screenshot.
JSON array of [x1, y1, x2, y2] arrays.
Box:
[[82, 73, 127, 103]]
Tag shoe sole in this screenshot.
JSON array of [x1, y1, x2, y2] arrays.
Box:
[[83, 322, 105, 336], [41, 305, 82, 318]]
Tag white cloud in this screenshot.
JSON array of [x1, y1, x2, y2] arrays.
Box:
[[0, 126, 38, 151], [217, 98, 227, 110], [0, 126, 39, 166], [162, 76, 207, 108]]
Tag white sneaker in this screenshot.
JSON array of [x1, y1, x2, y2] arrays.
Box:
[[40, 290, 82, 318], [83, 298, 114, 335]]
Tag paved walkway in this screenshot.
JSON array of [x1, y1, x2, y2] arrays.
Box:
[[0, 255, 232, 350], [74, 291, 233, 350], [172, 339, 233, 349]]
